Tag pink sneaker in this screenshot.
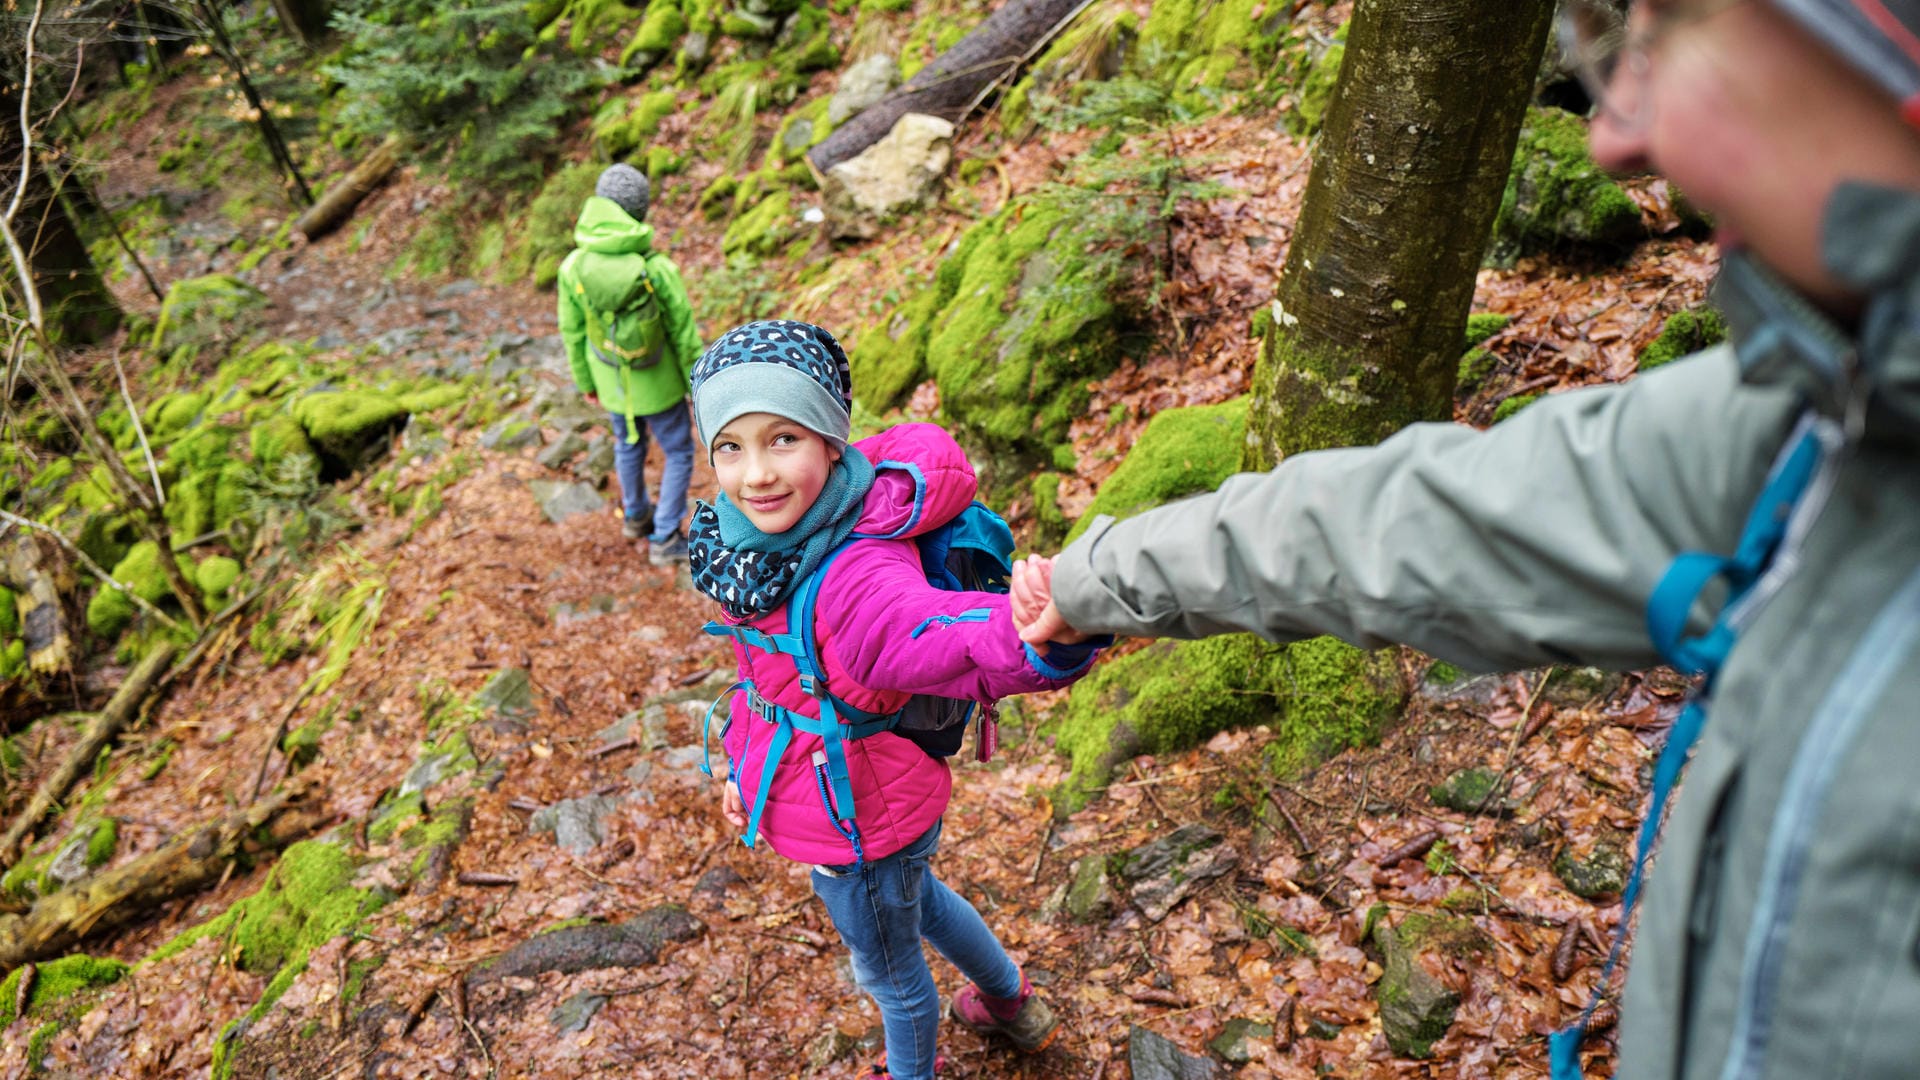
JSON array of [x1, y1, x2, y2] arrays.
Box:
[[950, 975, 1060, 1054]]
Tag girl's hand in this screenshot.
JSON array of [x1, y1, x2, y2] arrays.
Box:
[[722, 780, 748, 830]]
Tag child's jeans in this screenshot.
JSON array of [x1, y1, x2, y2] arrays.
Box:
[[608, 402, 695, 543], [810, 820, 1022, 1080]]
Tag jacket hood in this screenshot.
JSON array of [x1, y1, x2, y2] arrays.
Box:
[[850, 423, 979, 539], [1718, 182, 1920, 444], [573, 196, 654, 255]]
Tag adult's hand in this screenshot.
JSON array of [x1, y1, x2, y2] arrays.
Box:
[[1012, 556, 1089, 646]]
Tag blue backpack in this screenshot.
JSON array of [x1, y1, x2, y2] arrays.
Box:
[[700, 500, 1016, 861]]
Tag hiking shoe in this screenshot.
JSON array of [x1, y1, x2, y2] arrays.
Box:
[[647, 527, 688, 566], [951, 975, 1059, 1054], [622, 513, 651, 541]]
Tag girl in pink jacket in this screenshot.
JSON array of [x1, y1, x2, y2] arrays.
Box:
[[686, 320, 1101, 1080]]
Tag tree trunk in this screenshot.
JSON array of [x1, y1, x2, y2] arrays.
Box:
[[0, 75, 121, 345], [292, 136, 401, 240], [807, 0, 1088, 175], [1244, 0, 1556, 470], [192, 0, 313, 206], [0, 781, 326, 973], [269, 0, 332, 49]]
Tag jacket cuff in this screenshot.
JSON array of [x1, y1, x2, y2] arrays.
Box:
[[1023, 639, 1103, 680]]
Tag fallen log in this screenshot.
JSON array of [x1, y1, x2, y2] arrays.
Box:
[[806, 0, 1091, 175], [0, 644, 175, 868], [293, 136, 403, 241], [0, 780, 326, 973]]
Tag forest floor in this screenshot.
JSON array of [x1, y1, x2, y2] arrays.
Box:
[[0, 46, 1727, 1079]]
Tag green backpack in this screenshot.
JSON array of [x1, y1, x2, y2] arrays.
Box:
[[577, 252, 666, 371]]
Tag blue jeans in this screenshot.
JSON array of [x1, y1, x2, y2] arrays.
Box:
[[810, 821, 1022, 1080], [608, 402, 694, 543]]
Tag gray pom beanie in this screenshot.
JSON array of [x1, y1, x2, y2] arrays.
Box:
[[690, 320, 854, 461], [595, 164, 651, 222]]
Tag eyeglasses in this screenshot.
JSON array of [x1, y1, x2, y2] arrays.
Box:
[[1558, 0, 1749, 130]]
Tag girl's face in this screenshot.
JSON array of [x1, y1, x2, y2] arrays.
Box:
[[711, 412, 840, 534]]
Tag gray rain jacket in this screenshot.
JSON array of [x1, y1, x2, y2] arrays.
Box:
[[1052, 183, 1920, 1079]]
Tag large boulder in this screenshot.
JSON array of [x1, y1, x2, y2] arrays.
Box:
[[828, 55, 900, 126], [821, 113, 954, 241], [290, 391, 408, 479], [1490, 106, 1643, 264]]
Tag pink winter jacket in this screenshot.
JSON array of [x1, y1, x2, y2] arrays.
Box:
[[716, 423, 1096, 865]]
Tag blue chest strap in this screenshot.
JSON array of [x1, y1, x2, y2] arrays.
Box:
[[1551, 419, 1830, 1079], [698, 547, 896, 862]]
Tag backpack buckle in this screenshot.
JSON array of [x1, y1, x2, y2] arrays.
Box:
[[798, 673, 824, 699]]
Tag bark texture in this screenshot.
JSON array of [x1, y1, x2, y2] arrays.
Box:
[[0, 76, 122, 344], [293, 136, 401, 240], [1244, 0, 1556, 469], [806, 0, 1086, 174], [0, 782, 327, 973]]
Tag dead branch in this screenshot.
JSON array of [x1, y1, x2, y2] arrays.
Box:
[[0, 779, 326, 972], [0, 643, 176, 868]]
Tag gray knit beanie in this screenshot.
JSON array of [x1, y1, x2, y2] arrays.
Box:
[[1765, 0, 1920, 126], [690, 320, 854, 461], [595, 164, 651, 222]]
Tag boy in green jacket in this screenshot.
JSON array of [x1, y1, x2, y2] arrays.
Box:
[[558, 164, 705, 564], [1016, 3, 1920, 1079]]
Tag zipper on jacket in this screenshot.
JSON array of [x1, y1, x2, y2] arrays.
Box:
[[909, 608, 993, 639], [1717, 564, 1920, 1080]]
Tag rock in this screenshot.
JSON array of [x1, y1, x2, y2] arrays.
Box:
[[480, 418, 542, 452], [1208, 1018, 1273, 1065], [1541, 665, 1622, 707], [475, 668, 537, 721], [576, 434, 615, 479], [1429, 767, 1514, 816], [1491, 106, 1644, 264], [1370, 914, 1469, 1059], [550, 991, 608, 1033], [829, 55, 900, 126], [680, 30, 711, 67], [371, 325, 427, 356], [1062, 855, 1116, 923], [530, 479, 605, 523], [292, 390, 409, 479], [1303, 1015, 1344, 1040], [1115, 824, 1239, 923], [806, 1028, 859, 1070], [1129, 1026, 1220, 1080], [661, 745, 706, 771], [470, 905, 703, 984], [1553, 841, 1629, 899], [536, 432, 587, 469], [821, 113, 953, 241], [693, 864, 745, 905], [529, 794, 622, 854], [437, 278, 482, 298]]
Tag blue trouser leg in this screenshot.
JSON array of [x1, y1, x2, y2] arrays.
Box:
[[812, 822, 1010, 1080], [642, 399, 695, 543], [607, 412, 650, 523]]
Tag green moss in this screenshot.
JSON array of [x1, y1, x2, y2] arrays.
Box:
[[1028, 472, 1071, 550], [0, 584, 17, 640], [341, 955, 386, 1006], [1637, 306, 1727, 372], [196, 556, 242, 605], [646, 145, 686, 183], [1291, 40, 1344, 136], [1459, 313, 1509, 391], [366, 790, 427, 843], [1056, 634, 1403, 807], [620, 0, 687, 68], [721, 187, 795, 257], [1, 845, 54, 903], [395, 384, 467, 415], [28, 457, 75, 491], [1463, 313, 1510, 349], [999, 7, 1139, 136], [776, 2, 839, 73], [250, 414, 315, 476], [848, 282, 941, 412], [150, 274, 267, 359], [292, 391, 408, 474], [146, 839, 385, 974], [84, 817, 119, 868], [1, 639, 26, 681], [0, 953, 129, 1028], [594, 89, 681, 160], [86, 540, 190, 638], [697, 174, 739, 221], [1065, 398, 1248, 544], [1491, 107, 1643, 264], [1139, 0, 1293, 93], [506, 162, 603, 289], [1425, 660, 1464, 686], [1491, 393, 1539, 424], [146, 391, 210, 437]]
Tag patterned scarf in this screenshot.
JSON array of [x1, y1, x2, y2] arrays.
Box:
[[689, 447, 876, 620]]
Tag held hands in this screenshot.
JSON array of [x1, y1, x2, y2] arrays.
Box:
[[1010, 556, 1090, 647], [584, 392, 601, 409]]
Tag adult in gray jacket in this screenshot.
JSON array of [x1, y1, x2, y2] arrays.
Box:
[[1014, 2, 1920, 1078]]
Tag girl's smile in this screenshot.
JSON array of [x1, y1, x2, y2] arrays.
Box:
[[710, 412, 840, 534]]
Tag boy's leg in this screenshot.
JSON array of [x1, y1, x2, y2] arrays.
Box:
[[810, 828, 944, 1080], [642, 399, 696, 543], [608, 412, 652, 529]]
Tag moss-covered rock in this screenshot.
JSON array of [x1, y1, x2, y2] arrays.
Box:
[[593, 89, 681, 161], [196, 555, 242, 605], [292, 391, 408, 479], [620, 0, 687, 69], [1637, 306, 1727, 372], [145, 391, 210, 438], [1290, 31, 1346, 137], [509, 162, 603, 288], [1369, 911, 1483, 1058], [1553, 840, 1628, 899], [721, 187, 796, 257], [0, 584, 17, 641], [1491, 107, 1643, 264], [1057, 634, 1403, 808], [250, 413, 315, 476], [86, 540, 191, 639], [1065, 398, 1247, 544], [1429, 767, 1513, 815], [1138, 0, 1293, 93], [1491, 392, 1539, 424], [0, 953, 129, 1028], [150, 274, 267, 361], [1456, 313, 1511, 394]]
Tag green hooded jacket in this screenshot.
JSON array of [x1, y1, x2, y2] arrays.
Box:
[[1053, 183, 1920, 1080], [557, 196, 704, 430]]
